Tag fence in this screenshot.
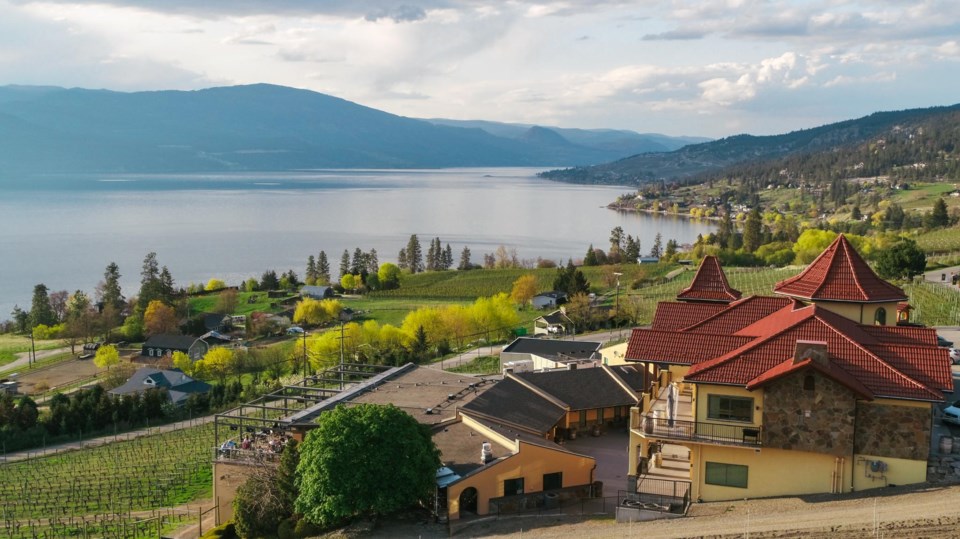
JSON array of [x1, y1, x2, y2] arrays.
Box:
[[0, 503, 217, 539], [627, 479, 692, 514]]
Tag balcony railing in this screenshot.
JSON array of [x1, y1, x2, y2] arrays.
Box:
[[636, 415, 762, 447]]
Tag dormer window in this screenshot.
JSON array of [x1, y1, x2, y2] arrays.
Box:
[[874, 308, 886, 326]]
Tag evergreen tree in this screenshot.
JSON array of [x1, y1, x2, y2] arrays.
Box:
[[158, 266, 175, 303], [608, 226, 624, 262], [650, 233, 663, 258], [624, 235, 640, 264], [29, 284, 55, 328], [306, 255, 318, 284], [664, 239, 679, 259], [138, 252, 163, 312], [443, 244, 453, 270], [931, 198, 949, 228], [101, 262, 125, 313], [317, 251, 331, 284], [398, 248, 408, 271], [458, 246, 472, 270], [583, 244, 598, 266], [850, 205, 862, 221], [339, 250, 350, 279], [351, 248, 365, 275], [743, 207, 762, 253], [553, 260, 590, 296], [406, 234, 423, 274], [367, 249, 379, 275], [260, 270, 279, 291], [11, 305, 29, 333], [425, 239, 437, 272]]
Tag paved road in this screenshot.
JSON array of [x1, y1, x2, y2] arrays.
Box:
[[3, 345, 71, 372]]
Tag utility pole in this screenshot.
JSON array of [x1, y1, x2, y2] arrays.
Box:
[[29, 330, 36, 367], [302, 330, 308, 381], [614, 272, 623, 339], [339, 321, 345, 390]]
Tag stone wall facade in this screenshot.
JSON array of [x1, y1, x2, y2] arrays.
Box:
[[761, 370, 856, 456], [855, 402, 931, 461]]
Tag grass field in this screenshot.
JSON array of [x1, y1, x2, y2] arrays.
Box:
[[0, 334, 63, 366], [188, 290, 282, 316], [0, 422, 214, 537], [446, 355, 501, 375]]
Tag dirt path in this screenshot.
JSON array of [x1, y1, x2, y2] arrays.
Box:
[[4, 345, 70, 372]]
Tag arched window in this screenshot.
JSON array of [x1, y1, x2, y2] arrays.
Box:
[[803, 375, 815, 391], [874, 308, 887, 326]]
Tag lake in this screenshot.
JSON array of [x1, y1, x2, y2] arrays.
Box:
[[0, 168, 713, 317]]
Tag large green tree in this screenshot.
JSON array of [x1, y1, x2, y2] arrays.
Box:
[[406, 234, 423, 274], [296, 404, 440, 527], [875, 239, 926, 280], [29, 283, 55, 328]]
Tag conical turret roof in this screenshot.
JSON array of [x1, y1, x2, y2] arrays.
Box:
[[774, 234, 906, 303], [677, 255, 742, 303]]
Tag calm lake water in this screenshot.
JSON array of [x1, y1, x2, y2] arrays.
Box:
[[0, 168, 713, 317]]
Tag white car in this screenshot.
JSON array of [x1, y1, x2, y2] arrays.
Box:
[[944, 401, 960, 427], [950, 348, 960, 365]]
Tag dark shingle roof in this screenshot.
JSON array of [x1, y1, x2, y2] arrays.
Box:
[[460, 377, 566, 435], [501, 337, 601, 359], [143, 334, 197, 350], [514, 368, 638, 410], [109, 368, 210, 405]]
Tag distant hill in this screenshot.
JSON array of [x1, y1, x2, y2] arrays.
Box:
[[0, 84, 702, 175], [425, 118, 707, 156], [540, 104, 960, 186]]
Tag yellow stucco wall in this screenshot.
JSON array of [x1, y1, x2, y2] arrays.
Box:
[[851, 454, 927, 490], [446, 441, 595, 519], [814, 301, 899, 326], [695, 384, 764, 429], [601, 342, 629, 365]]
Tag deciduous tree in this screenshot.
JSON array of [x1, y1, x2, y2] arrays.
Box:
[[204, 278, 226, 292], [510, 275, 538, 307], [94, 344, 120, 370], [296, 404, 440, 527], [143, 300, 178, 337]]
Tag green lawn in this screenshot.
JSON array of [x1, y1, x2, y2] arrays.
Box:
[[187, 290, 284, 316], [0, 334, 63, 366]]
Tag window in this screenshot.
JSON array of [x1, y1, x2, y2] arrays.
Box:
[[705, 462, 748, 488], [874, 308, 887, 326], [504, 477, 524, 496], [543, 472, 563, 490], [707, 395, 753, 422]]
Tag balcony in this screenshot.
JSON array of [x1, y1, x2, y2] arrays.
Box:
[[631, 385, 762, 448]]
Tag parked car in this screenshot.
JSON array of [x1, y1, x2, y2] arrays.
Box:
[[943, 400, 960, 427], [950, 348, 960, 365], [286, 326, 304, 335], [937, 335, 954, 348]]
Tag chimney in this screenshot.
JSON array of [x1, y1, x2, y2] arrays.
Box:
[[481, 441, 493, 464], [794, 340, 828, 366]]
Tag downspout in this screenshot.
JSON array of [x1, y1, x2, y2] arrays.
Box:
[[850, 401, 857, 493]]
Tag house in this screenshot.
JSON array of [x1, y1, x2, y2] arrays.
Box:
[[300, 285, 333, 300], [531, 291, 567, 310], [109, 367, 211, 405], [140, 334, 210, 361], [637, 256, 660, 264], [623, 236, 952, 503], [201, 313, 233, 333], [533, 310, 574, 336], [500, 337, 602, 371]]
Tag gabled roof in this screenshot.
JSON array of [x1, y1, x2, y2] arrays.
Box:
[[513, 368, 639, 410], [650, 302, 727, 331], [501, 337, 602, 359], [109, 368, 211, 404], [745, 356, 874, 400], [625, 328, 752, 365], [536, 310, 572, 326], [773, 234, 906, 303], [676, 255, 742, 303], [460, 377, 566, 435], [142, 334, 197, 350], [683, 296, 795, 335]]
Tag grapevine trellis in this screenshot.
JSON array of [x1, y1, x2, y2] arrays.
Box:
[[904, 281, 960, 326], [0, 423, 215, 538]]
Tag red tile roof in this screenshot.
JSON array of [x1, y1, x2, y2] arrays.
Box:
[[677, 255, 742, 303], [650, 302, 727, 331], [682, 296, 794, 335], [745, 356, 874, 400], [624, 328, 752, 365], [773, 234, 906, 303]]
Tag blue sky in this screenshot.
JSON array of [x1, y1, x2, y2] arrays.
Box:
[[1, 0, 958, 137]]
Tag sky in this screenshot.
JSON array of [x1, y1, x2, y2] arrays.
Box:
[[1, 0, 958, 138]]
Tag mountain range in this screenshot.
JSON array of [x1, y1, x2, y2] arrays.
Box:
[[540, 104, 960, 185], [0, 84, 702, 175]]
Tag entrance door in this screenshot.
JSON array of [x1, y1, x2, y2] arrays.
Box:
[[459, 487, 478, 515]]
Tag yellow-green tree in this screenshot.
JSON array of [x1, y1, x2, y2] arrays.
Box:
[[468, 293, 519, 340], [94, 344, 120, 370], [205, 278, 227, 292], [509, 274, 538, 307], [172, 350, 193, 375], [196, 347, 234, 383], [294, 298, 344, 326]]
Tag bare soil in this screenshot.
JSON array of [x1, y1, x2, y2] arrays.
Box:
[[361, 483, 960, 538]]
